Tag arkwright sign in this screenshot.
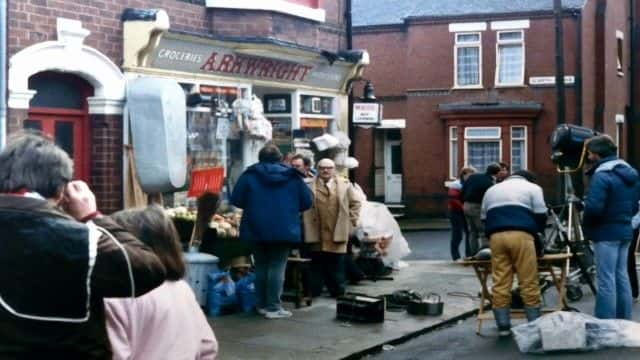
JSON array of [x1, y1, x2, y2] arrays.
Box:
[[150, 35, 353, 90]]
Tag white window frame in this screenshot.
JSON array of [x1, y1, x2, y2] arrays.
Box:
[[449, 126, 458, 179], [464, 127, 502, 170], [454, 32, 483, 89], [510, 126, 528, 171], [495, 30, 525, 86]]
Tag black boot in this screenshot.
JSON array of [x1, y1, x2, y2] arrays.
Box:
[[493, 307, 511, 337]]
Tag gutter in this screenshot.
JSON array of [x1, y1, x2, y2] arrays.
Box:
[[0, 0, 7, 149]]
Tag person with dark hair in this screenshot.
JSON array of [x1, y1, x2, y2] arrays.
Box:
[[105, 206, 218, 359], [291, 154, 314, 179], [462, 163, 501, 255], [497, 162, 511, 183], [481, 170, 548, 336], [231, 143, 313, 319], [447, 167, 475, 260], [583, 135, 639, 319], [0, 133, 166, 358]]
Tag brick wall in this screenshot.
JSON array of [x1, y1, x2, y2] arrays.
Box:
[[90, 114, 123, 214], [8, 0, 347, 63]]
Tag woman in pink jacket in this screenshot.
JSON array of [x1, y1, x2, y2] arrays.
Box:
[[104, 205, 218, 359]]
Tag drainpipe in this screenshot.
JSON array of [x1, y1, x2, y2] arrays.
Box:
[[628, 0, 637, 167], [594, 0, 607, 132], [0, 0, 7, 149], [575, 10, 583, 125], [554, 0, 566, 125], [346, 0, 355, 181]]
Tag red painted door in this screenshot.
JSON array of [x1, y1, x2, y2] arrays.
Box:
[[25, 108, 90, 182]]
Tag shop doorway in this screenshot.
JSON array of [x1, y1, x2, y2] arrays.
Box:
[[26, 72, 93, 182], [384, 138, 403, 203]]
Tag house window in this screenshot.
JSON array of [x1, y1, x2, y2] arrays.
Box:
[[617, 30, 624, 76], [511, 126, 527, 172], [465, 127, 501, 171], [496, 30, 524, 85], [450, 126, 458, 179], [455, 33, 482, 87]]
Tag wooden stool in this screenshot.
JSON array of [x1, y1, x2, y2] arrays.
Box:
[[282, 257, 313, 308]]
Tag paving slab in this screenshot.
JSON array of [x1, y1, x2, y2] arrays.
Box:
[[208, 260, 482, 360]]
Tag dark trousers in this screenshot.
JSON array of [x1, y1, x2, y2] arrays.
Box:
[[310, 252, 346, 297], [449, 211, 468, 260], [628, 231, 639, 299]]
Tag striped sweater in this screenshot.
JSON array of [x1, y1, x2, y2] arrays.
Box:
[[480, 176, 548, 238]]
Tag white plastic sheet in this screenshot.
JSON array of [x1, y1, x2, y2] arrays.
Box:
[[357, 201, 411, 266], [512, 311, 640, 354]]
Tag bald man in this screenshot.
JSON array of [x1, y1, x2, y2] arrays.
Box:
[[303, 159, 361, 297]]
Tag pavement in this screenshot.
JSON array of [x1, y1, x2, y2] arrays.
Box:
[[208, 260, 481, 360], [397, 217, 450, 232]]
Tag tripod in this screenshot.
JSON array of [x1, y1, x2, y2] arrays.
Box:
[[544, 170, 597, 302]]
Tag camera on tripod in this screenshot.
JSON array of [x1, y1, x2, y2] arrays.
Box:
[[550, 124, 599, 171]]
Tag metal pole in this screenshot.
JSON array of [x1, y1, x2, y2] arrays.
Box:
[[554, 0, 566, 125], [346, 0, 355, 181], [0, 0, 8, 149]]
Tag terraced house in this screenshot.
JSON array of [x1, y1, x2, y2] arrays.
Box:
[[352, 0, 639, 217]]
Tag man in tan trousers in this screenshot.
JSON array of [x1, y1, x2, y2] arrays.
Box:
[[481, 170, 547, 337], [303, 158, 361, 297]]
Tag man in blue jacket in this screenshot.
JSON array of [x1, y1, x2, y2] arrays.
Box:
[[583, 135, 639, 319], [481, 170, 547, 336], [231, 143, 313, 319]]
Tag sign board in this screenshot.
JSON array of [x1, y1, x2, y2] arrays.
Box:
[[353, 102, 381, 124], [529, 76, 575, 86], [150, 35, 353, 91]]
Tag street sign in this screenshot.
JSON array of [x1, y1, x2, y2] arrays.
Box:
[[353, 102, 381, 125]]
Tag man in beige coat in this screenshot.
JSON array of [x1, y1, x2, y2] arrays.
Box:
[[303, 158, 361, 297]]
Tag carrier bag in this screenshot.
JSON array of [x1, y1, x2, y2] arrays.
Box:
[[235, 272, 257, 313], [207, 271, 237, 316]]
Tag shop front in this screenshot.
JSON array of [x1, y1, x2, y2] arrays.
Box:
[[122, 11, 368, 205]]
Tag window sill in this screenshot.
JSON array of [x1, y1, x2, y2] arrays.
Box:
[[494, 84, 527, 89], [451, 85, 484, 90]]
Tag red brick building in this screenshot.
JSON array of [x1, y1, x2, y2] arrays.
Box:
[[352, 0, 633, 217], [3, 0, 367, 213]]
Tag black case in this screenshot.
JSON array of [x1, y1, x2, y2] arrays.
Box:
[[336, 293, 385, 323]]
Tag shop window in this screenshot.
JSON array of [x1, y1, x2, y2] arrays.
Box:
[[300, 95, 332, 115], [449, 126, 458, 179], [186, 86, 239, 170], [496, 30, 524, 86], [454, 32, 482, 88], [511, 126, 527, 172], [464, 127, 501, 171]]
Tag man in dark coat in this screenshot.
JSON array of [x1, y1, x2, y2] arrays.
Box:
[[0, 133, 166, 359], [462, 163, 501, 255], [583, 135, 639, 319], [231, 143, 313, 319]]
